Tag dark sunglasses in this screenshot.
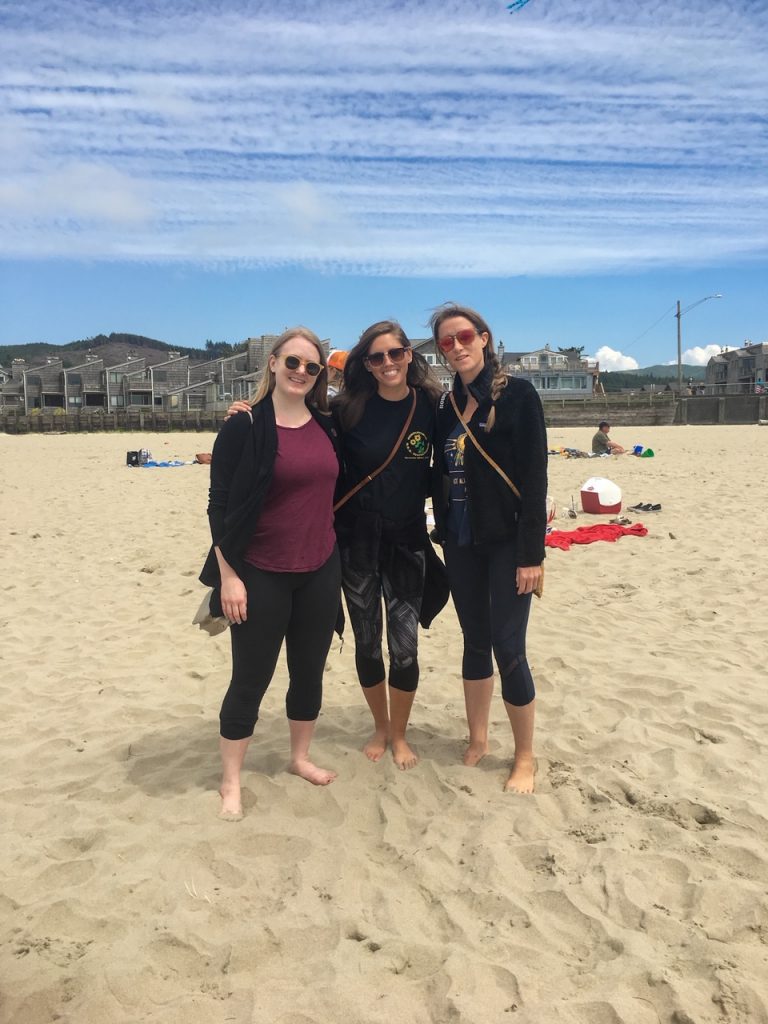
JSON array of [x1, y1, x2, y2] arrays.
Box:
[[282, 354, 322, 377], [364, 346, 408, 368], [437, 328, 478, 352]]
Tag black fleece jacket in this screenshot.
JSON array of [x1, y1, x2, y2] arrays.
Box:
[[199, 396, 342, 601], [431, 365, 548, 566]]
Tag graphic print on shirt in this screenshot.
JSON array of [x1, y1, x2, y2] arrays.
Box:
[[405, 430, 429, 459]]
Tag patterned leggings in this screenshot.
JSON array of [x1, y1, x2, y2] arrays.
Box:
[[340, 544, 425, 693]]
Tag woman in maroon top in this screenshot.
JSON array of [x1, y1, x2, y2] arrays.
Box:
[[202, 328, 342, 819]]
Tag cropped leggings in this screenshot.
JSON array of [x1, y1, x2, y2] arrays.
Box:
[[340, 544, 425, 693], [443, 535, 536, 707], [219, 548, 341, 741]]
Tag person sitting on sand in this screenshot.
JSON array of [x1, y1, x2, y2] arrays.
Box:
[[200, 327, 342, 820], [592, 421, 625, 455]]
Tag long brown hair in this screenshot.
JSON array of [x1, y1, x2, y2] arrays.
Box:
[[251, 327, 329, 413], [334, 319, 442, 431], [429, 303, 508, 431]]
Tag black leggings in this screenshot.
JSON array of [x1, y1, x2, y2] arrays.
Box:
[[443, 535, 536, 707], [219, 548, 341, 740], [340, 544, 425, 693]]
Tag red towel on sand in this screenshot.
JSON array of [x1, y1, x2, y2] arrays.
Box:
[[545, 523, 648, 551]]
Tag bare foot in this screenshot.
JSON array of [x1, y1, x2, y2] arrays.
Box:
[[392, 738, 419, 770], [504, 755, 536, 794], [463, 740, 489, 767], [363, 728, 389, 762], [219, 784, 243, 820], [290, 759, 337, 786]]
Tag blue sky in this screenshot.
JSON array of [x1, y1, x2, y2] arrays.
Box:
[[1, 0, 766, 369]]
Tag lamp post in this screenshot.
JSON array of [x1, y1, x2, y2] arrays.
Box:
[[676, 294, 722, 394]]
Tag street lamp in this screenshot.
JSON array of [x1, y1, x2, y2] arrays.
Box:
[[676, 294, 722, 395]]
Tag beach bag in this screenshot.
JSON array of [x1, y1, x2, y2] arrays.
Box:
[[192, 589, 231, 636]]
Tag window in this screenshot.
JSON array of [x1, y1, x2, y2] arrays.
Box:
[[110, 395, 125, 407], [109, 372, 122, 383], [423, 354, 436, 365], [68, 373, 82, 385], [68, 396, 83, 405], [130, 393, 151, 406], [153, 370, 168, 382]]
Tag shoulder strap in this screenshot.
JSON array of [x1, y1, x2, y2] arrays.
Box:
[[333, 388, 417, 513], [449, 391, 521, 501]]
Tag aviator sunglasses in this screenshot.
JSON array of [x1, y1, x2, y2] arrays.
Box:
[[437, 328, 479, 352], [282, 354, 323, 377], [364, 346, 408, 368]]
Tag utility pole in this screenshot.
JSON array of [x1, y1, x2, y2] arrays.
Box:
[[676, 300, 682, 395]]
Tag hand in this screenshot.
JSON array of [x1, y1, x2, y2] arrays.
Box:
[[220, 575, 247, 624], [516, 565, 542, 596], [225, 400, 253, 421]]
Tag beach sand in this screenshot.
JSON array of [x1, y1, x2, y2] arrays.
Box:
[[1, 425, 766, 1024]]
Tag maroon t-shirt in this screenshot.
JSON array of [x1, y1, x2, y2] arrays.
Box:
[[244, 417, 338, 572]]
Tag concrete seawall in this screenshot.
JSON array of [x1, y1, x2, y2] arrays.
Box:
[[1, 393, 766, 433]]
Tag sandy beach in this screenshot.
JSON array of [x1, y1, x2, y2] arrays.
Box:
[[1, 424, 767, 1024]]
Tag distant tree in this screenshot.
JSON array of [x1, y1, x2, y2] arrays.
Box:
[[557, 345, 585, 357], [205, 339, 235, 359]]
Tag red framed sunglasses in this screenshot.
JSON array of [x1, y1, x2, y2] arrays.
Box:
[[437, 328, 478, 352]]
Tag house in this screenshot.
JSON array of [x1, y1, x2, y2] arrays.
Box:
[[0, 359, 27, 408], [705, 342, 768, 394], [500, 344, 599, 399]]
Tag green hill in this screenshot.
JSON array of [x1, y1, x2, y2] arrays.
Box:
[[0, 333, 241, 370]]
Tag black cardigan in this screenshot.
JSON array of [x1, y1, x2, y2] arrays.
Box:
[[431, 366, 548, 566], [199, 397, 343, 607]]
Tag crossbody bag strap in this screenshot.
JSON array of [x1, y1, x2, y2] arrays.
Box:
[[449, 391, 522, 501], [333, 388, 417, 513]]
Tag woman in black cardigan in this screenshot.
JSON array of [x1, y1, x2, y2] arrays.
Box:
[[202, 327, 343, 819], [430, 304, 548, 793]]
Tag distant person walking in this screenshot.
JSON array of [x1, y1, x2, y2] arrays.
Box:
[[592, 420, 625, 455], [326, 349, 348, 398]]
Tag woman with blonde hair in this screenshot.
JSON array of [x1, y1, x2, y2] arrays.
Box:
[[429, 304, 547, 792], [200, 327, 343, 819]]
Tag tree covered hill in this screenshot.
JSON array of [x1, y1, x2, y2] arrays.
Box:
[[600, 364, 706, 392], [0, 333, 244, 369]]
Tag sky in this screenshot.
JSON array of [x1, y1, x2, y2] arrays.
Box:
[[1, 0, 766, 370]]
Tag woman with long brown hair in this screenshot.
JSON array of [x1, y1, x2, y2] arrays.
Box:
[[334, 320, 445, 770], [429, 304, 547, 792]]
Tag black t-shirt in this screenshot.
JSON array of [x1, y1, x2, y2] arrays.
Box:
[[338, 389, 434, 530]]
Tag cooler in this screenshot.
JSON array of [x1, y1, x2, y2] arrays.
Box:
[[580, 477, 622, 514]]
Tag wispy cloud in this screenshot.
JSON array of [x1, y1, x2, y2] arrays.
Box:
[[2, 0, 767, 274]]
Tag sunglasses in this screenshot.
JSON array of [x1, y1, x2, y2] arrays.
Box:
[[364, 346, 408, 368], [437, 328, 478, 352], [282, 354, 322, 377]]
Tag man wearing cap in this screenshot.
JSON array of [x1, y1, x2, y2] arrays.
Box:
[[327, 350, 348, 398], [592, 420, 625, 455]]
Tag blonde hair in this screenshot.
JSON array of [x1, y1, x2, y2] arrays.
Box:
[[251, 327, 329, 412]]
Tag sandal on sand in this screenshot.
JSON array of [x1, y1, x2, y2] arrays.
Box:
[[627, 502, 646, 512], [610, 516, 632, 525]]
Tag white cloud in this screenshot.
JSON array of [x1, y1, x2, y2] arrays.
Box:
[[1, 0, 767, 271], [681, 344, 722, 366], [593, 346, 640, 371]]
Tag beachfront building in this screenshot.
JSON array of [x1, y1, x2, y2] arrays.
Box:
[[500, 344, 599, 399], [0, 360, 28, 408], [705, 342, 768, 394], [412, 339, 453, 390]]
